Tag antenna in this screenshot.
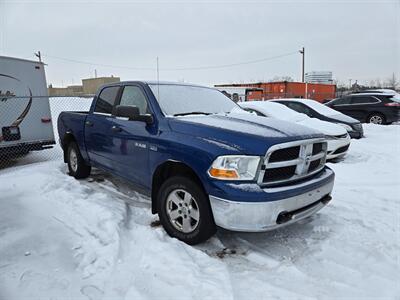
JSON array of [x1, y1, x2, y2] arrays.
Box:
[[156, 57, 160, 99], [34, 51, 42, 62]]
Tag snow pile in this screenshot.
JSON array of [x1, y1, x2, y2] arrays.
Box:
[[0, 124, 399, 299]]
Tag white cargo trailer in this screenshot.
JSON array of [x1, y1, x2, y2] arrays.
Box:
[[0, 56, 55, 157]]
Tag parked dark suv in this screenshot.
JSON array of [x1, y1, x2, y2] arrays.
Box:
[[325, 93, 400, 124]]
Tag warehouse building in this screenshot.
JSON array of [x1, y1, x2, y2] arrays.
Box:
[[48, 75, 120, 96]]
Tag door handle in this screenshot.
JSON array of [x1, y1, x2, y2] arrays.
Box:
[[85, 120, 93, 127], [111, 125, 122, 132]]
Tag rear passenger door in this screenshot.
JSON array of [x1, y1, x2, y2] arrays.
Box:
[[85, 86, 121, 171], [349, 96, 381, 121]]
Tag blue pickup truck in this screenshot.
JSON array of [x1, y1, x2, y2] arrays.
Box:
[[58, 81, 335, 244]]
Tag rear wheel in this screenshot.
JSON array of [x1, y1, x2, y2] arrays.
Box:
[[66, 142, 91, 179], [157, 176, 216, 245], [367, 113, 385, 125]]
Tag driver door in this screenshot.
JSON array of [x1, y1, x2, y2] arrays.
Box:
[[109, 85, 154, 187]]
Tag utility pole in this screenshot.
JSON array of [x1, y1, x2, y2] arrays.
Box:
[[349, 79, 352, 89], [34, 51, 42, 62], [156, 57, 160, 99], [299, 47, 305, 83]]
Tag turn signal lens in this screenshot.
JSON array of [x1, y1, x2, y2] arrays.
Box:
[[41, 117, 52, 123], [209, 168, 239, 179]]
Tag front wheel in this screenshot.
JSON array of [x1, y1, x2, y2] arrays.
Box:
[[157, 176, 216, 245], [66, 142, 91, 179]]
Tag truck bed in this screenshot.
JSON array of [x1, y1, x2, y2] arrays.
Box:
[[57, 111, 90, 159]]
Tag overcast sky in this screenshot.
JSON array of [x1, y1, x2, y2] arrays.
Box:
[[1, 0, 399, 87]]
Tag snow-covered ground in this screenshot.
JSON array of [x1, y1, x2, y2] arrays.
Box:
[[0, 124, 399, 299]]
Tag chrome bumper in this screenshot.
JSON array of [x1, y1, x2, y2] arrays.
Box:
[[209, 169, 334, 232]]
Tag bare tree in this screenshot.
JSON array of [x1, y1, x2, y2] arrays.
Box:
[[375, 78, 382, 88], [270, 76, 294, 82]]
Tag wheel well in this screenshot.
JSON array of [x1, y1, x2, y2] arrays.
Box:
[[62, 133, 77, 162], [151, 161, 205, 214]]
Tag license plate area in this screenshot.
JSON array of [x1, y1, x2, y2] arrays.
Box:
[[2, 126, 21, 141]]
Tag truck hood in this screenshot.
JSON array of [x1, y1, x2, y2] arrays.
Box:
[[168, 113, 324, 155]]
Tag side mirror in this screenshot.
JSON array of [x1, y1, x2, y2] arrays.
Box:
[[113, 105, 140, 120], [113, 105, 154, 125]]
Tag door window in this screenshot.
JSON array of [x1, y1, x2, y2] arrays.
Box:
[[351, 96, 380, 104], [94, 86, 120, 114], [332, 97, 351, 105], [119, 86, 149, 114]]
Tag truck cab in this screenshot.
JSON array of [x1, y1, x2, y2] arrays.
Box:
[[58, 81, 335, 245]]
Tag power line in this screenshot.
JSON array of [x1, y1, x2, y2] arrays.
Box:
[[42, 51, 298, 72], [163, 51, 298, 71], [3, 0, 395, 4], [42, 54, 155, 70]]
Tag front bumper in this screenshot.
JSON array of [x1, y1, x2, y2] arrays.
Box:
[[209, 168, 334, 232], [327, 136, 351, 160], [349, 131, 363, 139]]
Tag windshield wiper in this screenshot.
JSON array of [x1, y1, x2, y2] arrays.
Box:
[[173, 111, 211, 117]]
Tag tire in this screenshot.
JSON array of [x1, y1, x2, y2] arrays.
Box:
[[157, 176, 216, 245], [367, 113, 385, 125], [66, 141, 91, 179]]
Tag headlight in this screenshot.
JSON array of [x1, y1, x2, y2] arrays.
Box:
[[208, 155, 261, 180], [337, 123, 353, 132]]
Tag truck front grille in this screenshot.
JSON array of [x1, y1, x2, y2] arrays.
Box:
[[259, 139, 327, 187], [268, 146, 300, 162]]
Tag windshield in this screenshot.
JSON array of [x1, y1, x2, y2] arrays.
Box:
[[149, 84, 239, 116], [243, 102, 307, 122], [300, 99, 343, 116]]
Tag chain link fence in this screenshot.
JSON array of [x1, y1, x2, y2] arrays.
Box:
[[0, 96, 93, 169]]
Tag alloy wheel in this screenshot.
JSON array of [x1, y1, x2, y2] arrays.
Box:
[[166, 189, 200, 233], [69, 148, 78, 172], [370, 115, 383, 124]]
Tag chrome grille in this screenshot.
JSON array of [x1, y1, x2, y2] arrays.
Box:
[[258, 138, 327, 187]]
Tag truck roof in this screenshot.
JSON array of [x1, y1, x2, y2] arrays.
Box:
[[100, 80, 215, 90]]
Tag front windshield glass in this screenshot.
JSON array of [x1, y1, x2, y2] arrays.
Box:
[[260, 102, 308, 122], [149, 84, 239, 116], [301, 99, 343, 116]]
